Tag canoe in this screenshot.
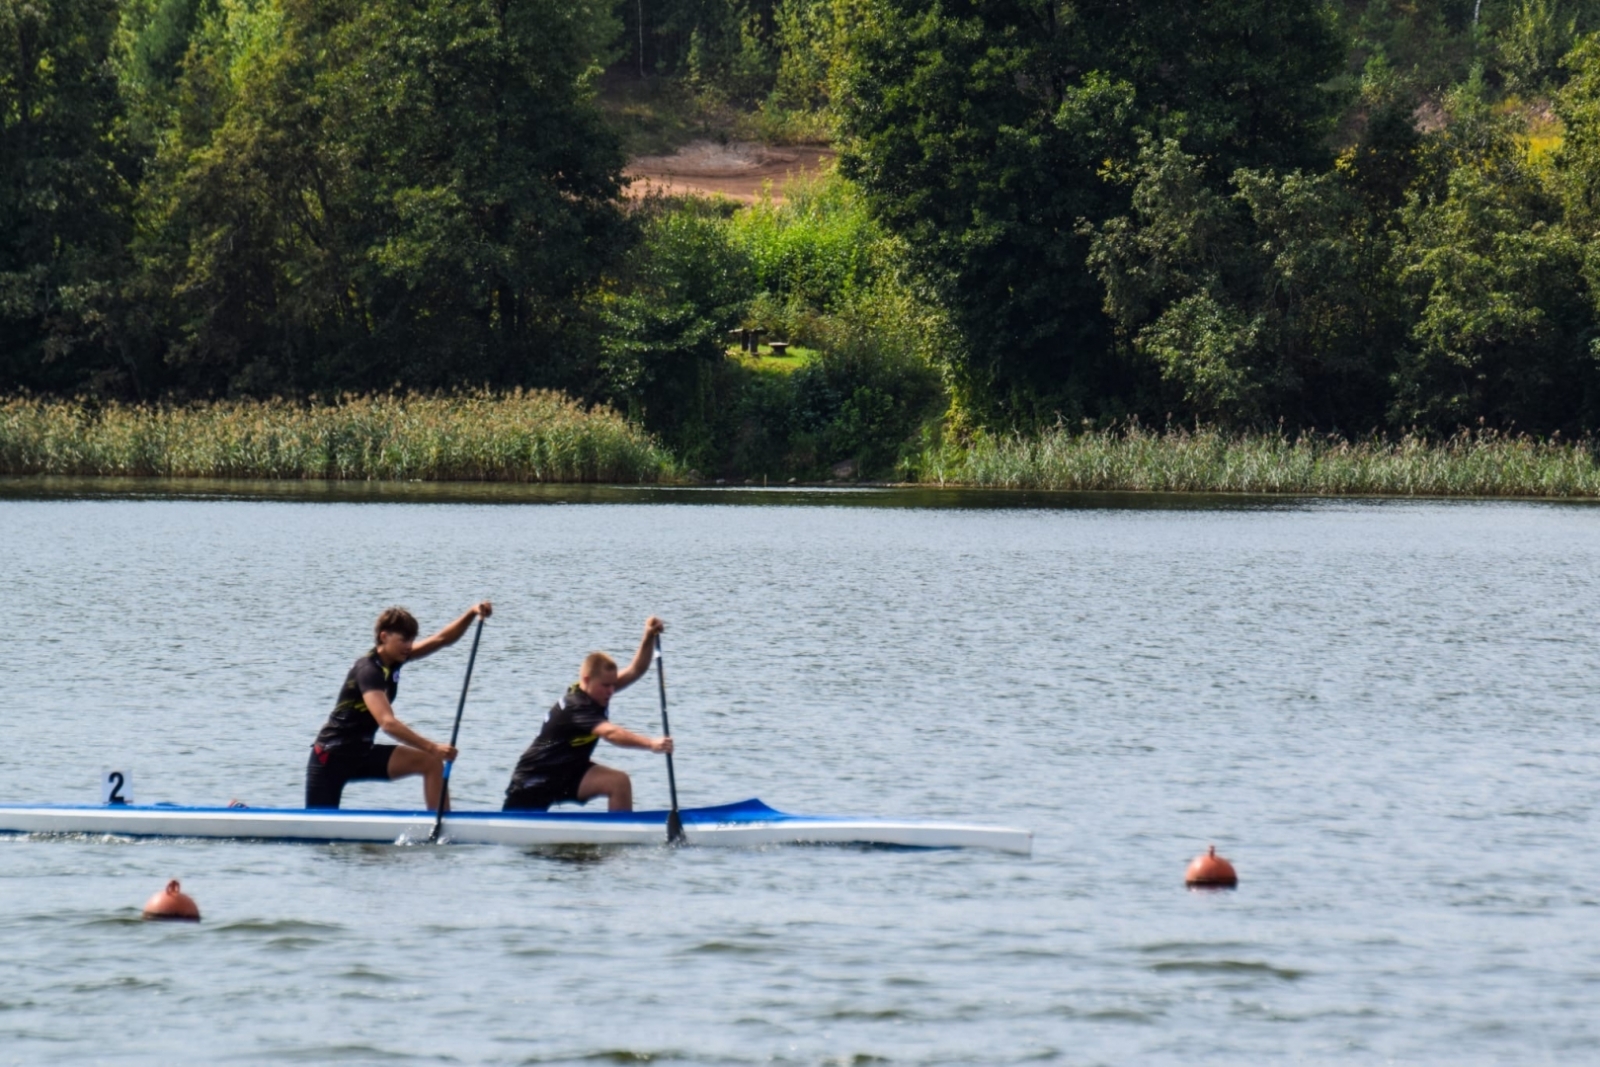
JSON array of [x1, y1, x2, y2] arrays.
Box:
[[0, 798, 1032, 854]]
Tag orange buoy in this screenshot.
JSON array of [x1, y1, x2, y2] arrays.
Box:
[[1185, 845, 1238, 888], [141, 879, 201, 922]]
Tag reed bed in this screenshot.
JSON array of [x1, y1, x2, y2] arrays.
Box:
[[918, 423, 1600, 498], [0, 392, 671, 483]]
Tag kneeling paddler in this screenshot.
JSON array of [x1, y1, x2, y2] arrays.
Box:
[[307, 601, 493, 811], [503, 616, 671, 812]]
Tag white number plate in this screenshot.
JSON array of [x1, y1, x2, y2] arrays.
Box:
[[101, 769, 134, 806]]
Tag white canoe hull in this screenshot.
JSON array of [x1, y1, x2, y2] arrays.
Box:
[[0, 798, 1031, 854]]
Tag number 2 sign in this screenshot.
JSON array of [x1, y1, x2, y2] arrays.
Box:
[[101, 769, 133, 806]]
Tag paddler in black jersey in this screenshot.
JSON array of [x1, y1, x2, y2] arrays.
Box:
[[307, 602, 493, 810], [503, 616, 672, 812]]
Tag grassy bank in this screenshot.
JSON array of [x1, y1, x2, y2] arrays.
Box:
[[5, 393, 1599, 497], [917, 424, 1600, 498], [0, 393, 671, 483]]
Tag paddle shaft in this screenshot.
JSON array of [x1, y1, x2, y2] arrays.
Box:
[[430, 615, 485, 842], [654, 634, 684, 843]]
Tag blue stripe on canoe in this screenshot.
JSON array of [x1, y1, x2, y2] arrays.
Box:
[[0, 798, 829, 824]]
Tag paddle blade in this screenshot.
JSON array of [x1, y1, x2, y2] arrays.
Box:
[[428, 778, 451, 843], [666, 808, 685, 845]]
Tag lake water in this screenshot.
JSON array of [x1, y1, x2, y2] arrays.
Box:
[[1, 484, 1597, 1064]]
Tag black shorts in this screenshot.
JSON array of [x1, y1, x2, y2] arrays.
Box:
[[305, 743, 397, 809], [502, 764, 592, 812]]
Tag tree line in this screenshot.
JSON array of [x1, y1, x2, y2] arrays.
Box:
[[7, 0, 1600, 459], [831, 0, 1600, 436]]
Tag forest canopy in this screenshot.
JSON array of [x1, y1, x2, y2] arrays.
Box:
[[8, 0, 1600, 475]]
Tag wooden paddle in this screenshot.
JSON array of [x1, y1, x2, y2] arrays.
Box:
[[654, 633, 685, 844], [429, 614, 485, 843]]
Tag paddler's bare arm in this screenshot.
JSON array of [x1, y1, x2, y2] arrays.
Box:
[[409, 601, 493, 660], [594, 720, 673, 754], [613, 616, 665, 688], [362, 690, 458, 761]]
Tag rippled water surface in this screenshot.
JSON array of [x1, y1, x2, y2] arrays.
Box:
[[2, 487, 1598, 1064]]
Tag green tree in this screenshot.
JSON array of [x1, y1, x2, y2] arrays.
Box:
[[597, 199, 753, 458], [833, 0, 1346, 426], [1071, 0, 1346, 175], [622, 0, 777, 99], [1393, 89, 1597, 432], [116, 0, 205, 145], [1554, 33, 1600, 227], [0, 0, 135, 393], [1345, 0, 1479, 99], [1498, 0, 1579, 90], [139, 0, 630, 396], [1089, 139, 1401, 429], [769, 0, 836, 111]]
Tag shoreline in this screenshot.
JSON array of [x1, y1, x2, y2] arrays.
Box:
[[4, 473, 1598, 507]]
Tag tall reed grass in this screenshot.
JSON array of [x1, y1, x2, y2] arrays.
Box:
[[0, 392, 671, 483], [917, 423, 1600, 497]]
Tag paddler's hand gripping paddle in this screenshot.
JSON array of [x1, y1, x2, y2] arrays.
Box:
[[655, 634, 685, 844], [429, 614, 485, 843]]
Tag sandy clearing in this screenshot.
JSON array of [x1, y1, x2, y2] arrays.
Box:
[[625, 140, 837, 203]]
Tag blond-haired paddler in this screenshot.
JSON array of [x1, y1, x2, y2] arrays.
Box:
[[503, 616, 671, 812]]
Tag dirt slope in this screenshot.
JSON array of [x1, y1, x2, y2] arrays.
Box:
[[625, 140, 837, 203]]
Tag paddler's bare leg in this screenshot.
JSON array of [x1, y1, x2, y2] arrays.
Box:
[[387, 746, 450, 812], [576, 764, 633, 812]]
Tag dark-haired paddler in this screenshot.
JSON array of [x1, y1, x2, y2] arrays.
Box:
[[307, 602, 493, 810]]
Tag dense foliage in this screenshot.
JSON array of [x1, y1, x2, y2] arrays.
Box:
[[597, 183, 946, 476], [11, 0, 1600, 482], [831, 0, 1600, 434], [5, 0, 629, 398]]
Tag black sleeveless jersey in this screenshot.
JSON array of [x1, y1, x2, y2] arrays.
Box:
[[506, 684, 609, 792], [314, 651, 400, 749]]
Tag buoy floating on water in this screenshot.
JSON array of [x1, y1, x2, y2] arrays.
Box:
[[1185, 845, 1238, 889], [141, 879, 200, 922]]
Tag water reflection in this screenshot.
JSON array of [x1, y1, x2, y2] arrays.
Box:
[[0, 474, 1336, 510], [518, 844, 622, 867]]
